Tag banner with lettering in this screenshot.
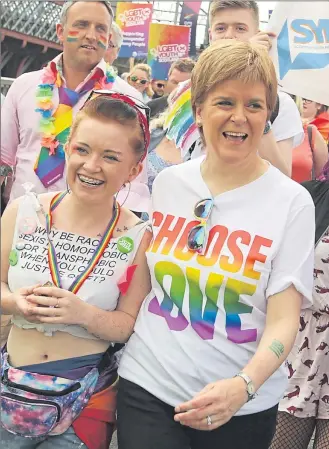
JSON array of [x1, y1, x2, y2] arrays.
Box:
[[268, 2, 329, 105], [148, 24, 190, 80], [116, 2, 153, 58], [179, 1, 202, 56]]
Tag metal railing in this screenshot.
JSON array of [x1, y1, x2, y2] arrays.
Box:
[[1, 77, 14, 96]]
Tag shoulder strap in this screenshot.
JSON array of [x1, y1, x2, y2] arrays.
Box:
[[270, 95, 280, 124], [307, 125, 315, 153], [307, 125, 316, 180]]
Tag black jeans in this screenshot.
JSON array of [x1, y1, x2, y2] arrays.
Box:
[[117, 378, 278, 449]]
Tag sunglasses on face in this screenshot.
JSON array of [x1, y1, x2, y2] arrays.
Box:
[[302, 98, 313, 104], [187, 199, 214, 254], [82, 90, 151, 159], [130, 75, 148, 85], [156, 83, 165, 89]]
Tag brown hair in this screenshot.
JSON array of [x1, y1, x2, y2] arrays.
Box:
[[68, 96, 145, 159], [209, 0, 259, 27], [168, 58, 196, 77], [191, 40, 277, 122], [130, 63, 154, 98]]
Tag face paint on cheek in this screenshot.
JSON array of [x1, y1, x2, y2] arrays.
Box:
[[67, 30, 79, 42], [97, 35, 108, 50]]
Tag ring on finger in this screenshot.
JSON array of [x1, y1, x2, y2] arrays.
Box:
[[206, 415, 212, 426]]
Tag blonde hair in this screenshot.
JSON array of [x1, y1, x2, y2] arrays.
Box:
[[191, 40, 278, 121], [130, 63, 154, 98], [209, 0, 259, 27]]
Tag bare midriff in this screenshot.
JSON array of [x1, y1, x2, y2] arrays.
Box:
[[7, 325, 109, 367]]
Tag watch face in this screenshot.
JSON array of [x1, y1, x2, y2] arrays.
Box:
[[247, 383, 255, 395]]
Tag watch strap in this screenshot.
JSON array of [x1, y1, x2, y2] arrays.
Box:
[[235, 371, 256, 402]]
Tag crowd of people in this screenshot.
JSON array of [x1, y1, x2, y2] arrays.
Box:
[[0, 1, 328, 449]]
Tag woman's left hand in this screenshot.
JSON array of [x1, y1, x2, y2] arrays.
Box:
[[26, 286, 91, 326], [174, 377, 248, 431]]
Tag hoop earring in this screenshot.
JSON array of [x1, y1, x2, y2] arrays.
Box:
[[115, 181, 131, 207]]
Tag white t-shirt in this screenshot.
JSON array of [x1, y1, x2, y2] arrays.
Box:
[[187, 91, 304, 161], [119, 159, 315, 415], [273, 91, 303, 147]]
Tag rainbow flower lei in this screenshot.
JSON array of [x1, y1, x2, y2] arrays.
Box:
[[35, 61, 117, 155]]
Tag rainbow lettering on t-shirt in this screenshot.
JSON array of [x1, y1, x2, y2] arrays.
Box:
[[148, 212, 273, 343]]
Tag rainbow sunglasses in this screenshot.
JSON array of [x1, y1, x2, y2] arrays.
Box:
[[187, 198, 214, 254]]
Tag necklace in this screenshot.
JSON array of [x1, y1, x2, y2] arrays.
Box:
[[35, 60, 117, 157], [45, 191, 120, 294]]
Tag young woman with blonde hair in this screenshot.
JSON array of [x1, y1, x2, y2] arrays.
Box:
[[127, 64, 153, 102]]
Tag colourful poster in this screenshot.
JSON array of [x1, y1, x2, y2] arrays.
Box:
[[179, 1, 202, 56], [116, 2, 153, 58], [148, 24, 190, 80]]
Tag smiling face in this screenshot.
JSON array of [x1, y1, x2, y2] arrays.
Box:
[[66, 117, 142, 205], [57, 1, 112, 72], [196, 79, 268, 164], [209, 8, 258, 43], [128, 68, 150, 94]]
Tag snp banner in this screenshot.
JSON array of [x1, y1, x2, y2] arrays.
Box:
[[269, 2, 329, 106], [148, 24, 190, 80], [116, 2, 153, 58], [179, 1, 202, 56]]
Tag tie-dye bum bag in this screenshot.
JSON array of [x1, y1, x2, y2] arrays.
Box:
[[0, 352, 99, 438]]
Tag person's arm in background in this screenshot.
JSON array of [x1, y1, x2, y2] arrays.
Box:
[[1, 84, 19, 186], [259, 131, 293, 177], [262, 92, 305, 177], [313, 128, 328, 178]]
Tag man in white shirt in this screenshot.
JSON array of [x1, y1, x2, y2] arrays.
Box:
[[104, 22, 123, 66], [1, 1, 149, 212], [169, 0, 303, 176]]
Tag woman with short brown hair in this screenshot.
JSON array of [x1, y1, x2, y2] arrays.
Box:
[[117, 40, 315, 449]]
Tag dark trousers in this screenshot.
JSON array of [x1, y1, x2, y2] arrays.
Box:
[[117, 378, 278, 449]]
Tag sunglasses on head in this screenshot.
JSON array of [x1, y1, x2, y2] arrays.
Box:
[[130, 75, 148, 85], [187, 199, 214, 254], [82, 90, 151, 159]]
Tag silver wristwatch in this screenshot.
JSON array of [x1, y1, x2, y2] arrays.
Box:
[[235, 371, 256, 402]]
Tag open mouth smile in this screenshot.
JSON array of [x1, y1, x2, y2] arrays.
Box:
[[80, 45, 96, 51], [223, 131, 248, 142], [78, 174, 104, 187]]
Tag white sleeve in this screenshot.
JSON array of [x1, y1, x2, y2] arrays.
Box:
[[266, 199, 315, 309], [272, 92, 304, 148]]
